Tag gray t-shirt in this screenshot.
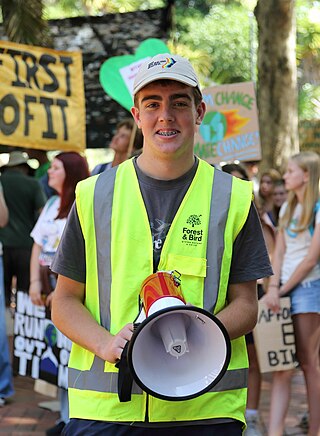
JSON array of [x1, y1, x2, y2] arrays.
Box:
[[134, 158, 198, 271], [52, 160, 272, 283]]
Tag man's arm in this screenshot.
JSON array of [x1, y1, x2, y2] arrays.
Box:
[[215, 280, 258, 340], [51, 275, 133, 364]]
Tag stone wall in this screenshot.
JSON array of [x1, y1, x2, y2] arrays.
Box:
[[48, 8, 170, 148]]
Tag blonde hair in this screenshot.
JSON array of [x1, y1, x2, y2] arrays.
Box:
[[280, 151, 320, 232]]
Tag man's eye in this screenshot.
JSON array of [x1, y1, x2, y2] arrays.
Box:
[[145, 102, 158, 108], [174, 101, 188, 107]]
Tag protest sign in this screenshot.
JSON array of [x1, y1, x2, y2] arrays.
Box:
[[194, 82, 261, 164], [0, 40, 85, 152], [13, 290, 71, 388], [299, 119, 320, 153], [253, 297, 297, 373]]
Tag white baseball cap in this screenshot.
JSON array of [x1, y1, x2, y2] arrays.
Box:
[[133, 53, 201, 96]]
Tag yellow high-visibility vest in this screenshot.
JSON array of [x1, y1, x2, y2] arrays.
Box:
[[68, 158, 252, 425]]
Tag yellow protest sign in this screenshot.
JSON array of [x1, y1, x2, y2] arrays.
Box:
[[0, 40, 85, 152]]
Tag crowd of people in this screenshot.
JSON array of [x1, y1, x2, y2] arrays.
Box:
[[222, 153, 320, 436], [0, 52, 319, 436]]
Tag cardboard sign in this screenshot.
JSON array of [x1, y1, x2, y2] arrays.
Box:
[[299, 119, 320, 153], [13, 290, 70, 388], [253, 298, 297, 373], [194, 82, 261, 164], [0, 40, 85, 152]]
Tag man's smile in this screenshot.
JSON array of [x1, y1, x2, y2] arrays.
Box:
[[157, 130, 179, 137]]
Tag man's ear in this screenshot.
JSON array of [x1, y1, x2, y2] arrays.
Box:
[[196, 101, 206, 125], [131, 107, 141, 128]]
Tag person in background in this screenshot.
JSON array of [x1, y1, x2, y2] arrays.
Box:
[[51, 53, 272, 436], [27, 149, 56, 199], [272, 179, 288, 227], [29, 152, 90, 436], [223, 161, 267, 436], [243, 177, 287, 436], [263, 151, 320, 436], [257, 169, 282, 226], [0, 151, 46, 309], [0, 181, 14, 407], [27, 149, 51, 179], [221, 163, 249, 181], [91, 118, 143, 175], [242, 160, 261, 196]]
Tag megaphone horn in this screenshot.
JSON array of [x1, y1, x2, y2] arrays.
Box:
[[125, 271, 231, 401]]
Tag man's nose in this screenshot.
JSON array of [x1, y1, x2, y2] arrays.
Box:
[[159, 106, 175, 122]]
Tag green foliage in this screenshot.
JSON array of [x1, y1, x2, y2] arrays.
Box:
[[296, 1, 320, 119], [298, 83, 320, 120], [44, 0, 85, 18], [44, 0, 165, 18], [1, 0, 51, 46], [296, 0, 320, 61], [168, 41, 212, 87], [175, 4, 256, 84], [173, 0, 211, 15]]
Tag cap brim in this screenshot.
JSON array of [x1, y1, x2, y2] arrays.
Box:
[[133, 73, 199, 95]]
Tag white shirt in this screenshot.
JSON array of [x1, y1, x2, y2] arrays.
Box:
[[281, 202, 320, 284], [31, 196, 67, 266]]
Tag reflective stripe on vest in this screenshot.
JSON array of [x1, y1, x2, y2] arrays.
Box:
[[70, 161, 249, 395], [204, 168, 231, 313], [68, 364, 247, 393]]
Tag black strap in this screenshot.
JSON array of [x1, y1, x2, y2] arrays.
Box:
[[115, 341, 133, 402]]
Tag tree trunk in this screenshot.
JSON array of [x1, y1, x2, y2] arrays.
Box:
[[255, 0, 299, 172]]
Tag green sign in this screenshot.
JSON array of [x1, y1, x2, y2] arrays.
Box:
[[99, 38, 169, 111]]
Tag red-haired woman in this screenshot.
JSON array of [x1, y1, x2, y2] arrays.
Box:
[[29, 151, 89, 435]]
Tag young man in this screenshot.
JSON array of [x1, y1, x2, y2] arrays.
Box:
[[51, 53, 272, 435]]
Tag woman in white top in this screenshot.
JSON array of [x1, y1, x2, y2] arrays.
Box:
[[29, 152, 89, 307], [264, 151, 320, 436], [29, 151, 89, 435]]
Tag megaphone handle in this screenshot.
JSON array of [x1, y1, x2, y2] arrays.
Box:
[[115, 341, 133, 402]]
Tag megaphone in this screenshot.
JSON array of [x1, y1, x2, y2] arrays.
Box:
[[123, 271, 231, 401]]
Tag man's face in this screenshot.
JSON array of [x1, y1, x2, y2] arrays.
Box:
[[131, 81, 205, 159], [109, 126, 132, 153]]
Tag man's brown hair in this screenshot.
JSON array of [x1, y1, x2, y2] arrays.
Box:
[[133, 79, 203, 108]]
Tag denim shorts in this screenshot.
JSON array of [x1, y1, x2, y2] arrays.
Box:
[[290, 278, 320, 315]]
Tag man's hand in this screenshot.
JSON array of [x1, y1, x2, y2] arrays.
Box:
[[105, 323, 134, 363], [52, 275, 136, 365]]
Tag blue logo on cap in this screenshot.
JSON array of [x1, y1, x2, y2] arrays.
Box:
[[148, 57, 176, 70]]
